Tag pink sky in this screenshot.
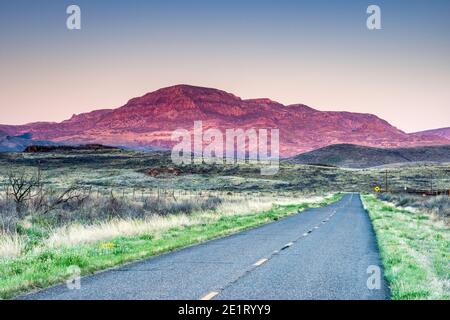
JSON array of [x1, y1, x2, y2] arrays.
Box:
[[1, 0, 449, 133], [1, 58, 449, 133]]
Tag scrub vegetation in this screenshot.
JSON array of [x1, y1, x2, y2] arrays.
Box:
[[0, 165, 342, 299], [0, 149, 448, 299]]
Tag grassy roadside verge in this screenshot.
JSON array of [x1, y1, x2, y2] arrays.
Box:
[[0, 193, 342, 299], [361, 194, 449, 300]]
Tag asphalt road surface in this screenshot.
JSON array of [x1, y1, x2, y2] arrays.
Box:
[[20, 193, 390, 300]]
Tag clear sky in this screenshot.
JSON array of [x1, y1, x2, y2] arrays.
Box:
[[0, 0, 449, 132]]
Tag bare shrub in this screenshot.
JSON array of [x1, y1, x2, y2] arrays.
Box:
[[42, 186, 88, 214], [6, 169, 42, 216]]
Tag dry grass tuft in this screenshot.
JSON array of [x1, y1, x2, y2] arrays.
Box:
[[0, 233, 24, 259]]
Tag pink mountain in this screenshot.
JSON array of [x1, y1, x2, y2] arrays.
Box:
[[0, 85, 448, 157]]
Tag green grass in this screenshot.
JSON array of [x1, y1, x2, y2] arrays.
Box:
[[0, 193, 342, 299], [362, 194, 450, 300]]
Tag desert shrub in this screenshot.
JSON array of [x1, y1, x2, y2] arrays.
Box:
[[423, 196, 450, 219], [169, 200, 194, 215], [103, 194, 123, 218], [377, 193, 392, 202], [102, 195, 145, 220], [143, 197, 167, 214], [143, 195, 222, 216], [200, 196, 222, 211], [377, 193, 449, 222], [0, 198, 18, 233], [143, 197, 195, 215], [397, 197, 411, 207]]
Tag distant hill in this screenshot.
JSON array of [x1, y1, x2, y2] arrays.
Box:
[[24, 144, 120, 153], [412, 127, 450, 140], [284, 144, 450, 168], [0, 133, 56, 152]]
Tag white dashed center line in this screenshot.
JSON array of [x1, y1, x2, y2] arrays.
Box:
[[200, 291, 219, 300], [253, 258, 268, 266], [196, 198, 355, 301]]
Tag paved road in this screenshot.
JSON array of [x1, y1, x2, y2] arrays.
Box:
[[20, 193, 390, 300]]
